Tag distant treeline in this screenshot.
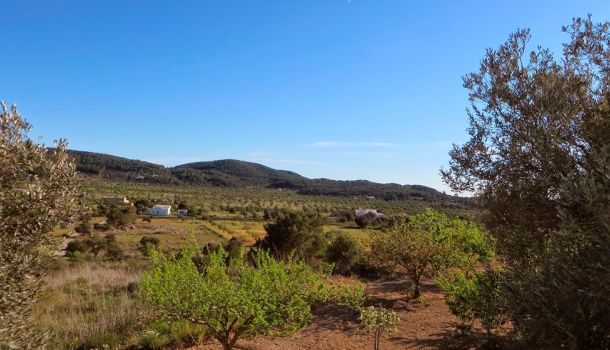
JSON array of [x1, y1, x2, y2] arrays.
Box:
[[68, 150, 470, 204]]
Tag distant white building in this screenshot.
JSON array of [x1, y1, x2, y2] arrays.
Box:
[[354, 209, 384, 219], [148, 205, 171, 216], [103, 196, 131, 206], [177, 209, 188, 217]]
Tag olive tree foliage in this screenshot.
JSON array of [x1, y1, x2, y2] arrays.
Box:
[[325, 231, 363, 275], [141, 239, 363, 350], [441, 17, 610, 348], [371, 209, 493, 299], [258, 209, 327, 260], [0, 102, 82, 349]]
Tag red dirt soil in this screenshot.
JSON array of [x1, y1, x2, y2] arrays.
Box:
[[192, 276, 492, 350]]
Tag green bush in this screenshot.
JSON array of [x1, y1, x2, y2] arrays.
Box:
[[259, 210, 328, 260], [141, 238, 361, 350], [105, 205, 137, 228], [325, 232, 363, 275], [438, 268, 508, 336], [66, 235, 124, 260], [139, 236, 161, 256], [66, 240, 88, 254]]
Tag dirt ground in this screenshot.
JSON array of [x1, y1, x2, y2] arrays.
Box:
[[193, 277, 493, 350]]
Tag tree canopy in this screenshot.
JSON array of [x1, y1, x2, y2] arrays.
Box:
[[442, 16, 610, 348], [372, 209, 493, 299], [259, 210, 328, 259], [141, 240, 363, 350], [0, 102, 82, 349]]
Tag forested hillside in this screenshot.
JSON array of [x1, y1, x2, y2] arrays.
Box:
[[68, 150, 465, 203]]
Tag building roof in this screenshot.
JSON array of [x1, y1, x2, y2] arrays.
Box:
[[152, 205, 171, 209]]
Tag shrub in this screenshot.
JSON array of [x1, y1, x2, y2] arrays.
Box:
[[141, 238, 361, 350], [75, 220, 93, 235], [66, 240, 88, 255], [66, 235, 124, 260], [105, 205, 137, 228], [438, 268, 508, 336], [93, 223, 110, 231], [325, 232, 363, 275], [258, 210, 327, 260], [139, 236, 161, 256], [224, 237, 244, 260], [104, 241, 124, 261]]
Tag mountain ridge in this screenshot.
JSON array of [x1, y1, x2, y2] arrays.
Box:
[[68, 150, 464, 203]]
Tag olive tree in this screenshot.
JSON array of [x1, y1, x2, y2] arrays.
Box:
[[442, 16, 610, 348], [141, 240, 358, 350], [259, 209, 327, 259], [0, 102, 82, 349]]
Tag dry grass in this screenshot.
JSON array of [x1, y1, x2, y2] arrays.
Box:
[[35, 262, 150, 349]]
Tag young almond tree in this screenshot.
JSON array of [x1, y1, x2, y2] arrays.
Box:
[[141, 241, 336, 350], [360, 306, 399, 350], [372, 209, 493, 299]]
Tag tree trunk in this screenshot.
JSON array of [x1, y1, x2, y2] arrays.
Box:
[[412, 280, 421, 299], [374, 330, 380, 350], [222, 342, 233, 350]]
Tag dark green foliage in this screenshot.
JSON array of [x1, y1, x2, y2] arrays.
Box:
[[133, 198, 153, 214], [68, 150, 176, 184], [139, 236, 161, 256], [67, 235, 124, 260], [325, 232, 363, 275], [75, 220, 92, 235], [438, 268, 508, 336], [443, 16, 610, 349], [93, 223, 110, 231], [66, 240, 88, 254], [224, 237, 244, 260], [331, 210, 354, 223], [258, 210, 327, 259], [105, 205, 137, 228]]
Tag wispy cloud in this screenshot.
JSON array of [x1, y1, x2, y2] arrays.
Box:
[[310, 141, 398, 148], [246, 151, 322, 165], [248, 157, 322, 165]]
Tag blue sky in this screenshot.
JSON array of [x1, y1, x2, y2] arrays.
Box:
[[2, 1, 610, 192]]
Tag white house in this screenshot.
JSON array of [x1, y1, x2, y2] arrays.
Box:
[[148, 205, 171, 216], [354, 209, 384, 219]]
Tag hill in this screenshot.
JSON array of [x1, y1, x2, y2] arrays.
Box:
[[68, 150, 463, 202]]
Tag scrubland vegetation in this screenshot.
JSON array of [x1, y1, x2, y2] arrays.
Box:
[[2, 15, 610, 350]]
